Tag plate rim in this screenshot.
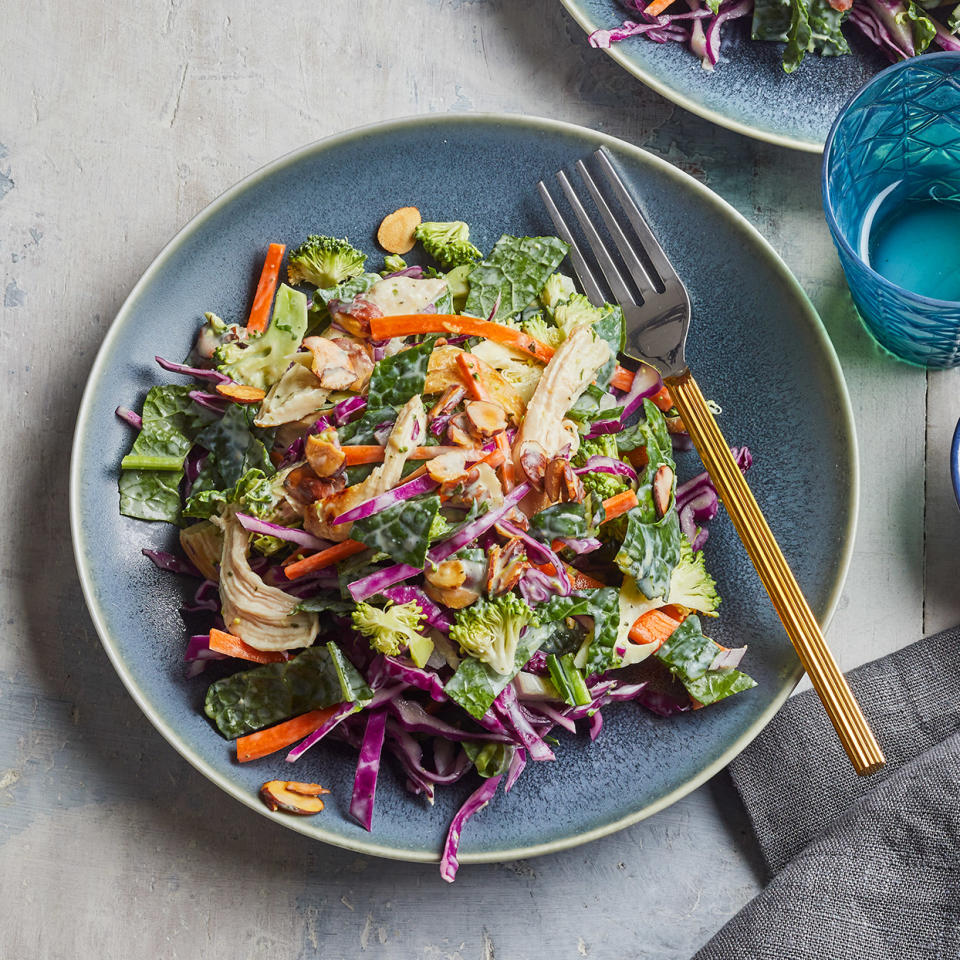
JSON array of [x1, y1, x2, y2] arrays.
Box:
[[69, 111, 858, 864], [558, 0, 826, 154]]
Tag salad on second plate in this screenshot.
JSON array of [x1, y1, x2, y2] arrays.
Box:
[[590, 0, 960, 74], [116, 209, 755, 880]]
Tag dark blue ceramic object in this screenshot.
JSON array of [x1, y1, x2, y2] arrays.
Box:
[[561, 0, 889, 151], [70, 115, 856, 864]]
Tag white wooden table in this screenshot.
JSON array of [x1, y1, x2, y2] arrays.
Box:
[[2, 1, 959, 956]]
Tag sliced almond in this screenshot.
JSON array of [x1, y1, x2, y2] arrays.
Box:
[[464, 400, 507, 439], [285, 781, 331, 797], [284, 464, 346, 505], [518, 440, 549, 491], [302, 336, 358, 390], [562, 461, 585, 503], [377, 206, 421, 254], [446, 413, 477, 449], [425, 558, 468, 590], [215, 382, 266, 404], [543, 457, 567, 503], [426, 451, 471, 485], [332, 338, 375, 391], [428, 384, 466, 423], [423, 581, 479, 610], [305, 434, 346, 479], [260, 780, 330, 815], [486, 537, 528, 595], [665, 415, 687, 435], [331, 298, 383, 339], [652, 464, 674, 518]]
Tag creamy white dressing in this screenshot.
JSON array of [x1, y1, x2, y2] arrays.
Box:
[[366, 276, 448, 316]]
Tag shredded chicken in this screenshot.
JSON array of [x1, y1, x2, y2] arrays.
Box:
[[217, 512, 318, 651], [304, 395, 427, 542], [255, 361, 329, 428], [512, 325, 610, 470]]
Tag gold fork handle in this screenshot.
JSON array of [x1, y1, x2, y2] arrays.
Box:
[[666, 370, 885, 776]]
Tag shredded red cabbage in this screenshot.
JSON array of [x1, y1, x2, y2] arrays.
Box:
[[142, 548, 201, 578], [286, 702, 358, 762], [504, 747, 527, 793], [440, 775, 502, 882], [235, 512, 330, 550], [115, 406, 142, 429], [493, 684, 555, 761], [575, 455, 638, 482], [370, 655, 448, 701], [334, 473, 439, 525], [349, 709, 388, 831], [155, 355, 231, 383], [333, 395, 367, 425], [388, 698, 511, 743]]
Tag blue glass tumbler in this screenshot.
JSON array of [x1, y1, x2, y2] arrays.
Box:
[[823, 53, 960, 368]]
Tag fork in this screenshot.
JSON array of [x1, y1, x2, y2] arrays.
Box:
[[539, 148, 885, 776]]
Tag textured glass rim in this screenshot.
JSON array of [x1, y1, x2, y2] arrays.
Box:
[[823, 51, 960, 310]]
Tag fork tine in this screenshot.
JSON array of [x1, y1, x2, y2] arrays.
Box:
[[574, 159, 660, 297], [555, 171, 635, 306], [537, 180, 606, 307], [594, 148, 679, 287]]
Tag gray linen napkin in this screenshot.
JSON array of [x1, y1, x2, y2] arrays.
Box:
[[694, 626, 960, 960]]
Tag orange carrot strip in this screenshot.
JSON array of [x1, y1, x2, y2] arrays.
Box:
[[628, 607, 684, 649], [650, 385, 674, 412], [208, 628, 288, 664], [456, 352, 493, 401], [236, 706, 342, 762], [494, 433, 515, 492], [479, 446, 506, 472], [284, 539, 366, 580], [644, 0, 678, 16], [369, 314, 555, 365], [600, 489, 639, 522], [530, 561, 606, 590], [568, 566, 606, 590], [247, 243, 285, 334], [610, 365, 635, 391], [341, 445, 487, 466]]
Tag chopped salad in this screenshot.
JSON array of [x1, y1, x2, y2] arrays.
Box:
[[116, 210, 756, 880], [590, 0, 960, 74]]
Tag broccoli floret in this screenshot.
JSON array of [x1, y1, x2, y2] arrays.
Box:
[[449, 593, 539, 676], [287, 235, 367, 289], [540, 273, 577, 312], [415, 221, 482, 270], [572, 435, 628, 500], [573, 433, 619, 466], [668, 538, 721, 615], [351, 600, 434, 667], [215, 284, 308, 390], [522, 312, 564, 350], [444, 263, 474, 311], [553, 294, 607, 339], [382, 254, 407, 275]]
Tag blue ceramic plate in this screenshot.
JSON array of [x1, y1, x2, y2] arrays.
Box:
[[561, 0, 889, 152], [70, 115, 857, 864]]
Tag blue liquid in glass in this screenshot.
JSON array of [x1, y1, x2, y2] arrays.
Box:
[[862, 183, 960, 302]]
